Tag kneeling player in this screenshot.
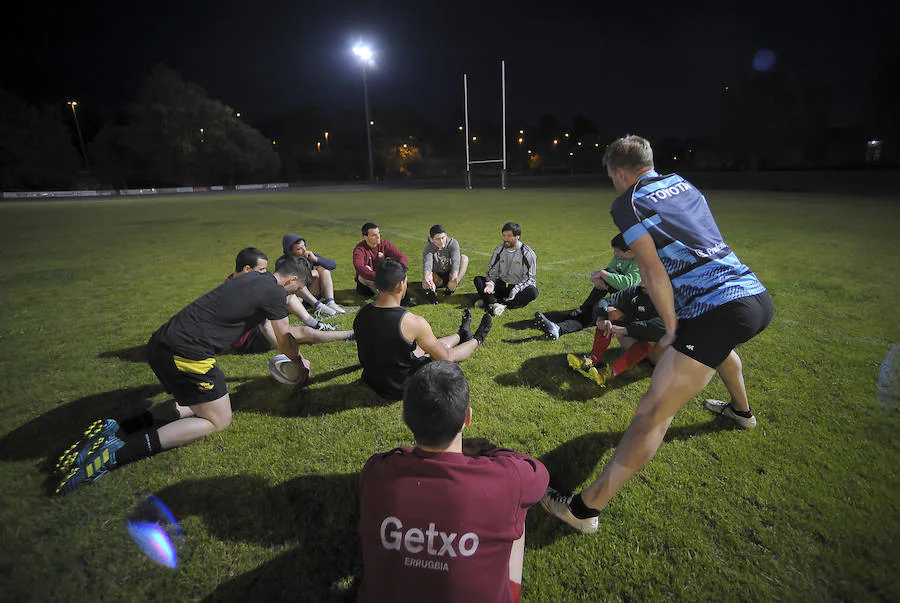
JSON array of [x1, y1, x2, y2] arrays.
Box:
[[55, 255, 312, 495]]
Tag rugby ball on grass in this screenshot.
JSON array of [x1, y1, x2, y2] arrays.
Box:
[[268, 354, 310, 385]]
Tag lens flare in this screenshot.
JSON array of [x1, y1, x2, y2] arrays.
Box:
[[126, 495, 182, 569], [752, 49, 776, 72]]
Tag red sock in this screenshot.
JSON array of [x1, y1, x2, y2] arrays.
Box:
[[509, 581, 522, 603], [611, 341, 653, 377], [589, 330, 611, 365]]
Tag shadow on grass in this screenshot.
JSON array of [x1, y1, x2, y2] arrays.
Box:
[[230, 376, 396, 418], [527, 420, 734, 549], [98, 344, 148, 363], [333, 287, 372, 308], [0, 384, 162, 469], [493, 353, 650, 402], [154, 473, 361, 602]]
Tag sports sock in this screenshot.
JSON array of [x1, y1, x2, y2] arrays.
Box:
[[569, 492, 601, 519], [325, 297, 334, 304], [509, 581, 522, 603], [118, 411, 154, 436], [473, 314, 493, 345], [611, 341, 653, 377], [303, 316, 318, 328], [115, 429, 163, 466], [589, 331, 612, 365], [556, 319, 584, 336], [458, 309, 473, 342]]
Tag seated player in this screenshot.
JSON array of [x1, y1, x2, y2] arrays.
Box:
[[421, 224, 469, 304], [358, 360, 549, 603], [566, 283, 665, 386], [353, 259, 492, 400], [534, 233, 640, 340], [55, 255, 313, 495], [353, 221, 416, 307], [282, 234, 346, 316], [473, 221, 539, 317], [228, 247, 354, 353]]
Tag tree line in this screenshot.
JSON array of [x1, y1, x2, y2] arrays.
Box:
[[2, 40, 897, 191]]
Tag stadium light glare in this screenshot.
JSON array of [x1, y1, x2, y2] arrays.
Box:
[[353, 41, 376, 181]]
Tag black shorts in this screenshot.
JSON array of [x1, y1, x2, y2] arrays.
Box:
[[433, 271, 451, 286], [673, 291, 774, 368], [233, 326, 273, 354], [147, 337, 228, 405]]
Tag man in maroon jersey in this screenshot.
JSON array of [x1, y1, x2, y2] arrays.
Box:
[[353, 221, 417, 306], [358, 361, 549, 603]]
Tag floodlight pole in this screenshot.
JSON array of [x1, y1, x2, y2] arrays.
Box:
[[501, 59, 508, 190], [464, 74, 472, 190], [68, 101, 90, 171], [361, 65, 375, 182]]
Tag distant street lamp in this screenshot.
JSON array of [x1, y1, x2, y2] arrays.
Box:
[[352, 42, 376, 182], [67, 100, 89, 170]]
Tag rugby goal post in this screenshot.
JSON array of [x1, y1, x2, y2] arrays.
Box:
[[463, 60, 507, 190]]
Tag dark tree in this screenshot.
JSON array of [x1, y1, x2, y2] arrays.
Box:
[[0, 88, 82, 190], [90, 65, 280, 187]]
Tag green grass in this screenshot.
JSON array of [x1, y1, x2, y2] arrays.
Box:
[[1, 186, 899, 601]]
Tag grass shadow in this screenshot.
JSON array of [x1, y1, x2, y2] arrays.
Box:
[[493, 354, 640, 402], [333, 287, 372, 307], [230, 376, 396, 418], [98, 344, 148, 363], [154, 473, 361, 602], [0, 384, 162, 468], [527, 419, 735, 548]]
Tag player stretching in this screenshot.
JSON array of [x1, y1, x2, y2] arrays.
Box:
[[542, 135, 774, 533]]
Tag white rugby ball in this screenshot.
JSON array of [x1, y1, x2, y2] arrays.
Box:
[[268, 354, 309, 385]]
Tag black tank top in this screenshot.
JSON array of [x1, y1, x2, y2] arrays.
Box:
[[353, 304, 416, 400]]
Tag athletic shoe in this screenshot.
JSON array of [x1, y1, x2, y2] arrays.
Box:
[[540, 487, 599, 534], [473, 298, 484, 308], [55, 418, 120, 476], [489, 303, 506, 317], [313, 303, 338, 317], [566, 354, 607, 385], [703, 399, 757, 429], [55, 434, 125, 496], [473, 313, 493, 345], [401, 296, 418, 308], [458, 309, 473, 342], [534, 312, 560, 340], [567, 353, 590, 371], [325, 301, 347, 315], [315, 321, 337, 332], [424, 290, 439, 305], [442, 289, 454, 297]]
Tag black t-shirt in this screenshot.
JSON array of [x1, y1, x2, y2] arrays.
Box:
[[353, 304, 416, 400], [153, 271, 288, 358]]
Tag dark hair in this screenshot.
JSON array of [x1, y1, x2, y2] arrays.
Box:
[[361, 222, 378, 237], [501, 221, 521, 237], [429, 224, 446, 238], [602, 135, 655, 172], [611, 233, 629, 251], [403, 361, 470, 447], [273, 254, 312, 286], [374, 258, 408, 292], [234, 247, 267, 272]]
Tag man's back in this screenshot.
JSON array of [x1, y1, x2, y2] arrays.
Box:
[[153, 271, 287, 358], [358, 446, 548, 603], [353, 304, 416, 400], [610, 172, 765, 319]]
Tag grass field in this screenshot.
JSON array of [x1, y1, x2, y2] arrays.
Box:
[[1, 185, 899, 602]]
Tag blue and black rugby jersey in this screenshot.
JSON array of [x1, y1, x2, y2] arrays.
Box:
[[610, 171, 766, 319]]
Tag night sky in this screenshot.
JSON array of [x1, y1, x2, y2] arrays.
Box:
[[4, 0, 896, 140]]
